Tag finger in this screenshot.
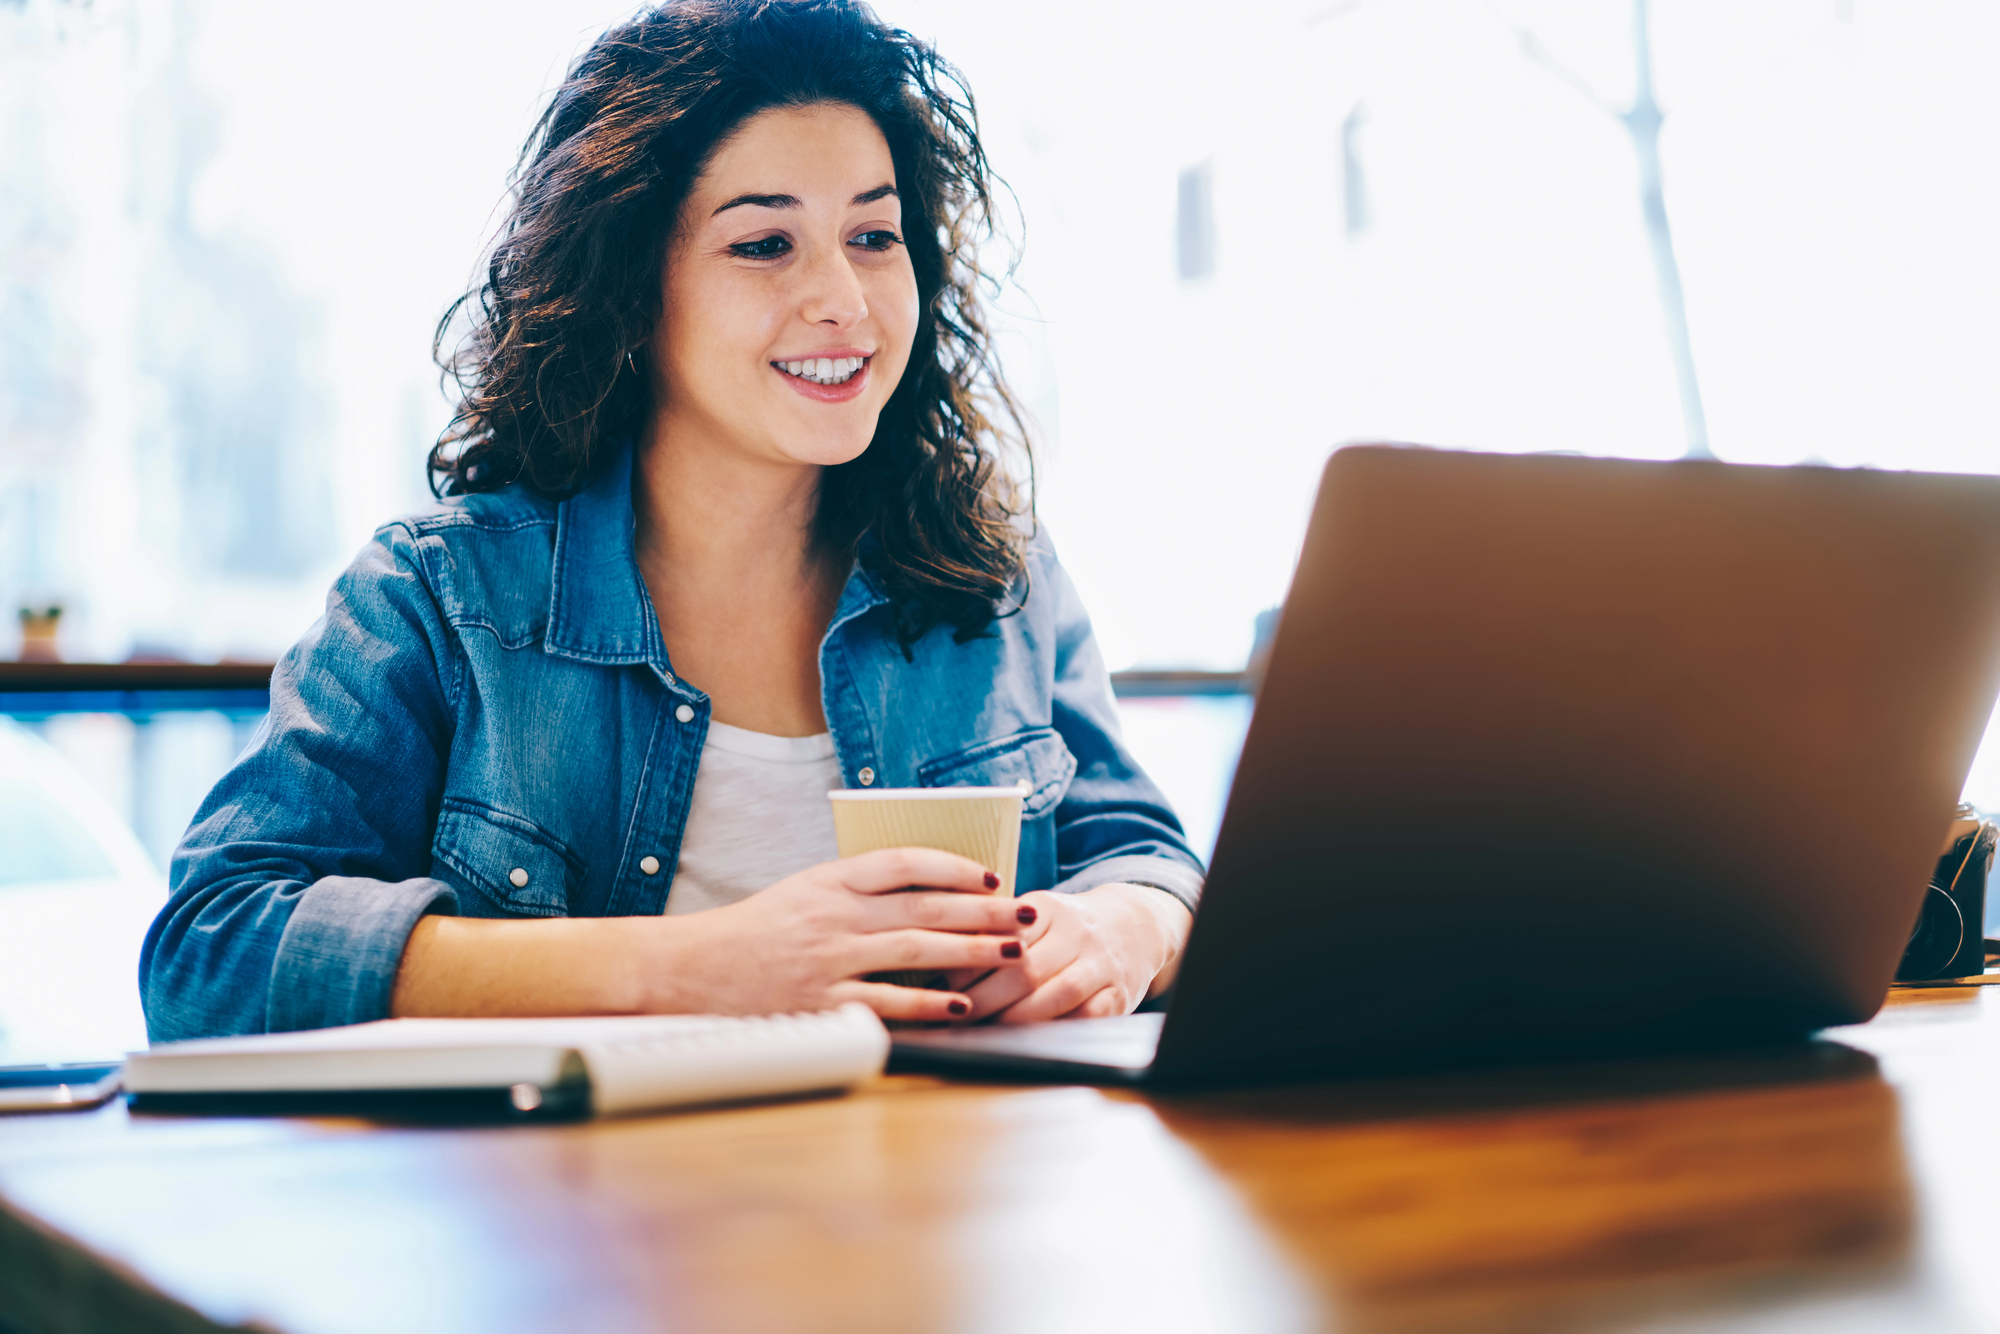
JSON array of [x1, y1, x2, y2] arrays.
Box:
[[832, 848, 1000, 897], [1068, 986, 1128, 1020], [997, 959, 1114, 1025], [938, 966, 997, 994], [859, 890, 1035, 936], [961, 962, 1035, 1021], [1008, 892, 1059, 947], [847, 928, 1027, 977], [961, 906, 1080, 1020], [831, 980, 976, 1023]]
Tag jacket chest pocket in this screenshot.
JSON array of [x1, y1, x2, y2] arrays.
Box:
[[918, 727, 1076, 818], [431, 799, 580, 917]]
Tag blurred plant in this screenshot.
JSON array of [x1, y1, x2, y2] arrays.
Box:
[[17, 603, 61, 662]]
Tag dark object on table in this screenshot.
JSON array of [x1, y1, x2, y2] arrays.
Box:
[[1897, 805, 1996, 981]]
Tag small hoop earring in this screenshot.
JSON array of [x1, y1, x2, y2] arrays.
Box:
[[626, 349, 641, 376]]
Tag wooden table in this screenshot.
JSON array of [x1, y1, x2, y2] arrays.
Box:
[[4, 988, 1998, 1333]]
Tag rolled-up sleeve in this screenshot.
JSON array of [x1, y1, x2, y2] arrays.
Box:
[[140, 524, 462, 1041], [265, 876, 457, 1032], [1041, 551, 1207, 914]]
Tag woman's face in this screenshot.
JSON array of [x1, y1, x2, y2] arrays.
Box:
[[655, 103, 919, 471]]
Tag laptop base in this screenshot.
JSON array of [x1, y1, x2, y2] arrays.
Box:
[[889, 1013, 1162, 1084]]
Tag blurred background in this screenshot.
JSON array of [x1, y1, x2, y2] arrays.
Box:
[[3, 0, 1997, 1058]]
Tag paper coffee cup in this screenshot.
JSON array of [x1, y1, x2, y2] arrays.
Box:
[[828, 785, 1027, 989]]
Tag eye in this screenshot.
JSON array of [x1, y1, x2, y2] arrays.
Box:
[[850, 229, 902, 252], [729, 234, 792, 259]]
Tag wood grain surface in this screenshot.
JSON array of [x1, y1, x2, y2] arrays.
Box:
[[4, 988, 1998, 1333]]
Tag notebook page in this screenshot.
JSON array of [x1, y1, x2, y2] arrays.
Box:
[[576, 1005, 890, 1114]]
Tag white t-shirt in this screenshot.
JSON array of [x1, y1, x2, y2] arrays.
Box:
[[665, 721, 843, 916]]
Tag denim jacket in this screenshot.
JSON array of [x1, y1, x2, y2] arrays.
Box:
[[140, 446, 1204, 1041]]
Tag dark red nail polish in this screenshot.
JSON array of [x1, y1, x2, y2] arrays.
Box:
[[1000, 941, 1023, 960], [1016, 905, 1037, 925], [983, 871, 1001, 890], [947, 998, 970, 1016]]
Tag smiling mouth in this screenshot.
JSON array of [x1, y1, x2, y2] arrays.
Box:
[[776, 356, 868, 386]]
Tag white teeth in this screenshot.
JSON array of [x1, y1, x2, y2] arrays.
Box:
[[779, 356, 865, 385]]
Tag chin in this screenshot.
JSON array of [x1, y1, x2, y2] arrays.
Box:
[[802, 434, 876, 468], [773, 412, 882, 469]]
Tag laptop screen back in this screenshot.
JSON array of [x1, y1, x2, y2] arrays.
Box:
[[1155, 447, 2000, 1083]]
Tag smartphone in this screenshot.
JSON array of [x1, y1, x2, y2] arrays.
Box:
[[0, 1062, 124, 1113]]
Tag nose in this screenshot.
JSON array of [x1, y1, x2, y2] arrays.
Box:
[[797, 239, 869, 330]]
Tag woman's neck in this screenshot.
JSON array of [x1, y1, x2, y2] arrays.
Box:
[[632, 413, 849, 736], [636, 427, 824, 581]]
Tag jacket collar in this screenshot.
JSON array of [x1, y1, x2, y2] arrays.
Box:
[[545, 440, 660, 667], [828, 528, 892, 639], [544, 439, 889, 674]]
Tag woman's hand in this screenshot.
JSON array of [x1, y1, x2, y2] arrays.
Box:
[[957, 883, 1192, 1024], [637, 847, 1029, 1022]]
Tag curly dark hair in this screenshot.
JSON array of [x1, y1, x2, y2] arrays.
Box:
[[431, 0, 1032, 644]]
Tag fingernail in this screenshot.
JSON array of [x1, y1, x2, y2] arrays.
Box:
[[1000, 941, 1023, 959], [1016, 905, 1037, 925], [947, 998, 970, 1016], [983, 871, 1000, 890]]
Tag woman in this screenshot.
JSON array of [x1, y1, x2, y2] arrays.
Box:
[[141, 0, 1202, 1041]]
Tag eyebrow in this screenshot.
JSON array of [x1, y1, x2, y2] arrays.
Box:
[[710, 183, 899, 216]]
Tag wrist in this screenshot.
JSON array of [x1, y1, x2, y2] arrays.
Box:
[[620, 914, 685, 1014], [1085, 881, 1193, 997]]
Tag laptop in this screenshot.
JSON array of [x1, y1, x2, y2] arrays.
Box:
[[891, 445, 2000, 1086]]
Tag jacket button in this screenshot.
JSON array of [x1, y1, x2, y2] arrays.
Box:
[[640, 855, 660, 876], [508, 867, 529, 888], [858, 767, 875, 786], [675, 704, 695, 723]]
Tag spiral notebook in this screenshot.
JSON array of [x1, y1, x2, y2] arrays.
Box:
[[122, 1004, 890, 1121]]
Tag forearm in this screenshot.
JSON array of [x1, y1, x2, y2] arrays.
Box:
[[391, 914, 658, 1018]]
